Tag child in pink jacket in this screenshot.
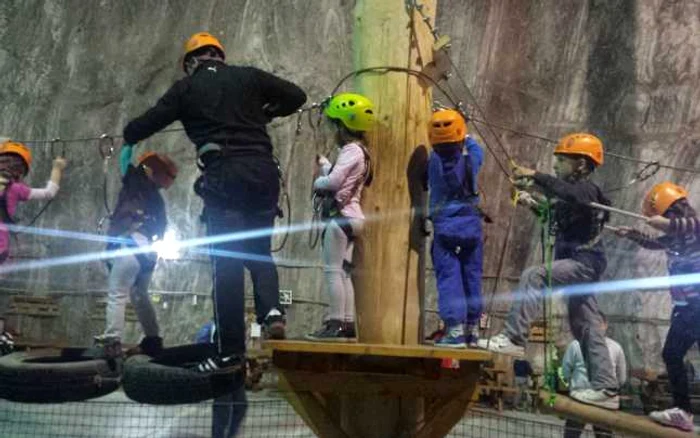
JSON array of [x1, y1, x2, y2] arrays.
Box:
[[0, 140, 66, 263]]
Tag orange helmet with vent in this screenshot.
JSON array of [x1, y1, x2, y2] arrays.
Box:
[[642, 181, 689, 217], [429, 109, 467, 145], [554, 133, 604, 167]]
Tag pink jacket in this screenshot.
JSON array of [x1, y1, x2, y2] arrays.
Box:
[[313, 142, 368, 220], [0, 181, 59, 258]]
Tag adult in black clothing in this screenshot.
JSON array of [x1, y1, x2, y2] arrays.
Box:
[[122, 32, 307, 372]]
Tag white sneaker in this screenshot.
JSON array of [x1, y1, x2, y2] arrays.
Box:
[[649, 407, 694, 431], [476, 333, 525, 357], [570, 389, 619, 410]]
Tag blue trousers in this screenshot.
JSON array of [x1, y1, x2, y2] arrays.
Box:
[[432, 233, 483, 327], [212, 384, 247, 438]]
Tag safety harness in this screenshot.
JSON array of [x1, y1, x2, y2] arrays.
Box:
[[0, 181, 15, 226], [316, 142, 373, 242]]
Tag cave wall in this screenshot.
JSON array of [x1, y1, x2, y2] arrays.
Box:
[[1, 0, 699, 374]]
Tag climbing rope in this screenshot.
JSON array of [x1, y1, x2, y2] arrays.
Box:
[[540, 199, 558, 393], [330, 64, 513, 178], [408, 1, 514, 175], [271, 155, 292, 253], [25, 139, 67, 227], [605, 161, 660, 194], [98, 134, 115, 216]]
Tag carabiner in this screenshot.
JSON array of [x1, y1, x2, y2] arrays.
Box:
[[637, 161, 661, 182], [50, 138, 65, 158], [295, 109, 304, 135], [98, 134, 115, 160]]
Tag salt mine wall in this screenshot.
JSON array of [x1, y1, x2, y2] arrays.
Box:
[[1, 0, 699, 374]]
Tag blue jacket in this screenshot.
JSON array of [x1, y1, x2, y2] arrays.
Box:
[[428, 137, 484, 220]]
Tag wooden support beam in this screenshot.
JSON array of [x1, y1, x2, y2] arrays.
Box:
[[414, 386, 476, 438], [278, 370, 474, 397], [278, 373, 356, 438], [540, 391, 694, 438]]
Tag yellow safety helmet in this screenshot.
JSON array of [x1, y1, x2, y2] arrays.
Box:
[[323, 93, 376, 132], [0, 140, 32, 171]]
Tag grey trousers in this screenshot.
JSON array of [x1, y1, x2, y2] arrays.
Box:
[[105, 254, 159, 340], [322, 219, 362, 322], [504, 259, 618, 390]]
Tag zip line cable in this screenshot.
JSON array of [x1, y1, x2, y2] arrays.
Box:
[[408, 1, 514, 171], [407, 0, 700, 181], [8, 103, 700, 178], [330, 65, 512, 177]]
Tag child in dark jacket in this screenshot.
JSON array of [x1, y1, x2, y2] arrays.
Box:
[[94, 150, 178, 358], [616, 181, 699, 431], [479, 133, 619, 409]]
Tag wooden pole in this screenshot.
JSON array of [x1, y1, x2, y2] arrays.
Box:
[[353, 0, 435, 346], [343, 2, 439, 437], [540, 391, 694, 438]]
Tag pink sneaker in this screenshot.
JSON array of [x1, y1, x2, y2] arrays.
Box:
[[649, 407, 694, 432]]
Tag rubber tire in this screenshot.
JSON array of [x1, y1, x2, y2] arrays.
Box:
[[0, 347, 121, 403], [122, 344, 243, 405]]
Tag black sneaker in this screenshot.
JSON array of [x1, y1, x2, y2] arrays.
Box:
[[89, 334, 123, 359], [264, 314, 286, 340], [305, 320, 348, 342], [194, 353, 244, 375], [0, 331, 14, 356], [126, 336, 163, 357], [342, 321, 357, 341]]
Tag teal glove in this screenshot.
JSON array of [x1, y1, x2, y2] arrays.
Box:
[[119, 144, 134, 176]]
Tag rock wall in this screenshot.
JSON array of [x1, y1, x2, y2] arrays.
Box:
[[1, 0, 699, 374], [0, 0, 354, 345], [436, 0, 700, 373]]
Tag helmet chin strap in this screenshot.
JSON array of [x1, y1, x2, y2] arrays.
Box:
[[185, 53, 224, 76], [184, 57, 200, 76]]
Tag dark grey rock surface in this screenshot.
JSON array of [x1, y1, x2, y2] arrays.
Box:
[[0, 0, 698, 375]]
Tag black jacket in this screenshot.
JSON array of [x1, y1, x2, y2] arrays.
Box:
[[123, 60, 307, 153], [108, 165, 166, 241], [533, 172, 609, 276]]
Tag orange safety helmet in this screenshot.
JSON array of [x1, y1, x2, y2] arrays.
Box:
[[642, 181, 689, 217], [554, 133, 604, 167], [429, 109, 467, 145], [0, 140, 32, 170], [182, 32, 225, 71], [138, 152, 178, 189]]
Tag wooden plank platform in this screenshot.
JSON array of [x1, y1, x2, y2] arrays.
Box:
[[264, 340, 492, 361], [265, 339, 491, 438], [6, 295, 59, 317]]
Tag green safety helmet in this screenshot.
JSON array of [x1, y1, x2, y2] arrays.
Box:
[[323, 93, 376, 132]]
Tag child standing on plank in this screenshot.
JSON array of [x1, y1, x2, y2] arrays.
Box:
[[479, 133, 620, 409], [94, 149, 178, 358], [426, 109, 485, 348], [616, 181, 699, 431], [0, 140, 66, 263], [306, 93, 374, 342]]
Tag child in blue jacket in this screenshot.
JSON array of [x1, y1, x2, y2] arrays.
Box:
[[427, 109, 484, 348]]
